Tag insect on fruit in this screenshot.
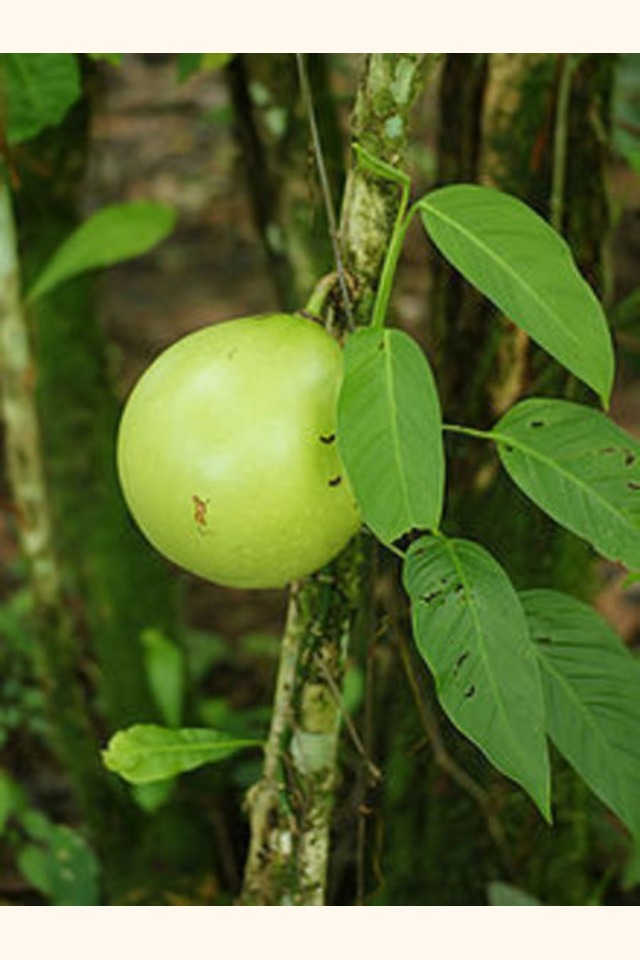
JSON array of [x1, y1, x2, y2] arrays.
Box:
[[117, 312, 361, 588]]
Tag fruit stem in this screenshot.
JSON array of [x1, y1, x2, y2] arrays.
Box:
[[303, 271, 339, 318]]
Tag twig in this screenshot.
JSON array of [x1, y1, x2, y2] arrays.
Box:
[[550, 53, 580, 233], [317, 657, 382, 784], [295, 52, 354, 329]]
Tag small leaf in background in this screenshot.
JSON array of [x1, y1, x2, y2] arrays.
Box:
[[494, 398, 640, 570], [182, 628, 228, 685], [487, 881, 541, 906], [419, 185, 614, 406], [403, 536, 550, 818], [342, 663, 365, 715], [523, 589, 640, 838], [0, 54, 81, 145], [338, 327, 444, 544], [19, 808, 52, 842], [132, 779, 175, 814], [27, 201, 177, 303], [141, 628, 186, 727], [613, 54, 640, 173], [610, 288, 640, 334], [17, 825, 100, 906], [0, 770, 26, 834], [622, 841, 640, 891], [87, 54, 124, 66], [177, 53, 234, 83], [197, 697, 271, 739], [103, 724, 262, 784]]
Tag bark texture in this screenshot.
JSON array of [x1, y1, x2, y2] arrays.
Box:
[[240, 53, 439, 906], [12, 89, 174, 729], [0, 167, 114, 834]]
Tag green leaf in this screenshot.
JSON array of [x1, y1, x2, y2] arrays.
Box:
[[102, 724, 261, 784], [403, 536, 550, 818], [622, 841, 640, 890], [419, 185, 614, 406], [27, 201, 177, 303], [140, 628, 185, 728], [487, 881, 540, 906], [132, 779, 175, 813], [610, 288, 640, 334], [0, 54, 81, 144], [522, 589, 640, 837], [493, 398, 640, 569], [87, 54, 123, 66], [0, 771, 26, 834], [17, 826, 100, 906], [338, 327, 444, 544], [177, 53, 233, 82]]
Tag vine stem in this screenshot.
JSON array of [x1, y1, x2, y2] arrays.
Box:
[[295, 53, 353, 328], [370, 199, 415, 329], [550, 54, 580, 234]]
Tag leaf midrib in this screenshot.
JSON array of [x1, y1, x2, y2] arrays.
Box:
[[534, 644, 636, 828], [384, 331, 414, 533], [442, 540, 544, 797], [491, 422, 637, 542], [421, 198, 585, 352], [115, 737, 260, 760]]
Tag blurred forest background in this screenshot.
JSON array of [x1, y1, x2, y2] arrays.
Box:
[[1, 52, 640, 905]]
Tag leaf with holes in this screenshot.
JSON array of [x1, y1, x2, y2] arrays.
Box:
[[102, 724, 262, 784], [337, 327, 444, 544], [418, 185, 614, 406], [523, 589, 640, 837], [403, 536, 550, 818], [493, 398, 640, 569]]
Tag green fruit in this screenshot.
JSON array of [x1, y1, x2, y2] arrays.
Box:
[[117, 313, 361, 588]]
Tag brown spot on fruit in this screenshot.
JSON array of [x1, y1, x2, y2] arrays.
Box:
[[192, 494, 208, 526]]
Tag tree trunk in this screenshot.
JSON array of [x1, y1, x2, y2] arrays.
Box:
[[12, 77, 175, 731], [0, 164, 120, 843], [239, 53, 438, 906]]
